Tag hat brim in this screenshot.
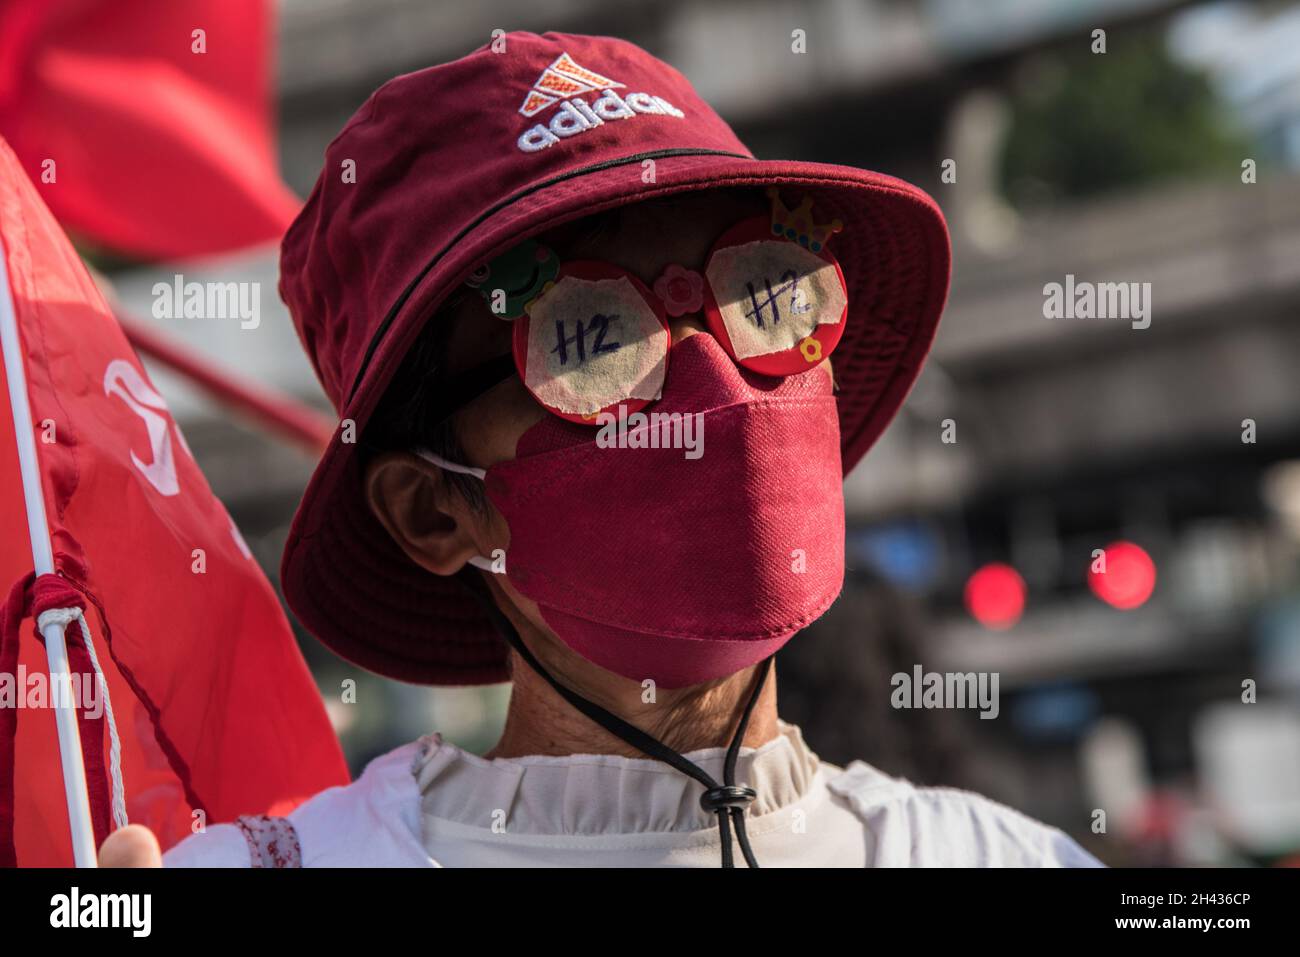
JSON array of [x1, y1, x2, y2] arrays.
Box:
[[281, 151, 951, 685]]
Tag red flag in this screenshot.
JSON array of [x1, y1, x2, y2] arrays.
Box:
[[0, 135, 347, 866], [0, 0, 299, 260]]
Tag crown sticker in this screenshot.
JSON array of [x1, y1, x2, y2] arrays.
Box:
[[767, 187, 843, 253]]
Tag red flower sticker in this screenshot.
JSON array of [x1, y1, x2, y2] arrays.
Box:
[[653, 264, 705, 317]]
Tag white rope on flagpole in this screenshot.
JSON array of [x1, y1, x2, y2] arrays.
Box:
[[0, 241, 99, 868], [37, 606, 128, 830]]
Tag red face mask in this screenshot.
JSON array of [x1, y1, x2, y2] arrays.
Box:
[[422, 332, 845, 688]]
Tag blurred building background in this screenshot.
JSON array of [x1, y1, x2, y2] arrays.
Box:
[[106, 0, 1300, 866]]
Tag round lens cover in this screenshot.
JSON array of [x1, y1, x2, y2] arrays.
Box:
[[513, 261, 671, 425], [701, 216, 848, 377]]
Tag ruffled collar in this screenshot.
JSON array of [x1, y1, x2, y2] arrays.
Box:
[[412, 720, 822, 835]]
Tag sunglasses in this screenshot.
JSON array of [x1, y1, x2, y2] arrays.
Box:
[[430, 189, 847, 426]]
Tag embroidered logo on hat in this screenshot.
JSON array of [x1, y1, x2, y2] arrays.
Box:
[[516, 52, 686, 154], [519, 53, 623, 116]]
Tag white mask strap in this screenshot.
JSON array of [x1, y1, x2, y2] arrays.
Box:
[[414, 447, 487, 481], [467, 555, 505, 574], [413, 449, 503, 575]]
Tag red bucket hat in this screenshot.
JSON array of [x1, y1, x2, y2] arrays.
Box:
[[279, 31, 951, 686]]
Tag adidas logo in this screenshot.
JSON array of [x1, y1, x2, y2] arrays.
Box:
[[516, 53, 686, 153]]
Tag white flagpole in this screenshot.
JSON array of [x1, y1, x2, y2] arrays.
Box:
[[0, 245, 98, 867]]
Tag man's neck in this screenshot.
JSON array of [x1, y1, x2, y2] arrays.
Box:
[[485, 645, 780, 760]]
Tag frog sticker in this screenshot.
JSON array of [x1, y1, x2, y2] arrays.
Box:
[[466, 238, 561, 319]]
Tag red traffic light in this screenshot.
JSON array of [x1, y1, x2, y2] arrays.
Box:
[[964, 562, 1027, 630], [1088, 541, 1156, 609]]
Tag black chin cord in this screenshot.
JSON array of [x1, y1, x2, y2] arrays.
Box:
[[467, 575, 771, 868]]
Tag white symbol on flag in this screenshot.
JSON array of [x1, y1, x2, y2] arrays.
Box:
[[104, 358, 180, 497]]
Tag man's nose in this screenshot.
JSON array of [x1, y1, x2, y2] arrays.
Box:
[[668, 313, 709, 345]]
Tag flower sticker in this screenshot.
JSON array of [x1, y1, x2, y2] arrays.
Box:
[[798, 335, 822, 363], [653, 264, 704, 317]]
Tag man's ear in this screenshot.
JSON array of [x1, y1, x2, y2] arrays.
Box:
[[364, 451, 481, 575]]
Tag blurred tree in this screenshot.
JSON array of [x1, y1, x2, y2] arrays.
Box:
[[1000, 33, 1252, 207]]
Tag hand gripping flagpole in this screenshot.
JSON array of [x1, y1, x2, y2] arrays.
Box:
[[0, 247, 99, 867]]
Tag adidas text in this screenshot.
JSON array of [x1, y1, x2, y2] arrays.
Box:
[[518, 89, 686, 153]]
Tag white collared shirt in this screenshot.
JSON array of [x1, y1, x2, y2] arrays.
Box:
[[163, 722, 1102, 868]]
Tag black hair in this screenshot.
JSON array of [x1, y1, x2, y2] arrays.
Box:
[[361, 285, 490, 512]]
